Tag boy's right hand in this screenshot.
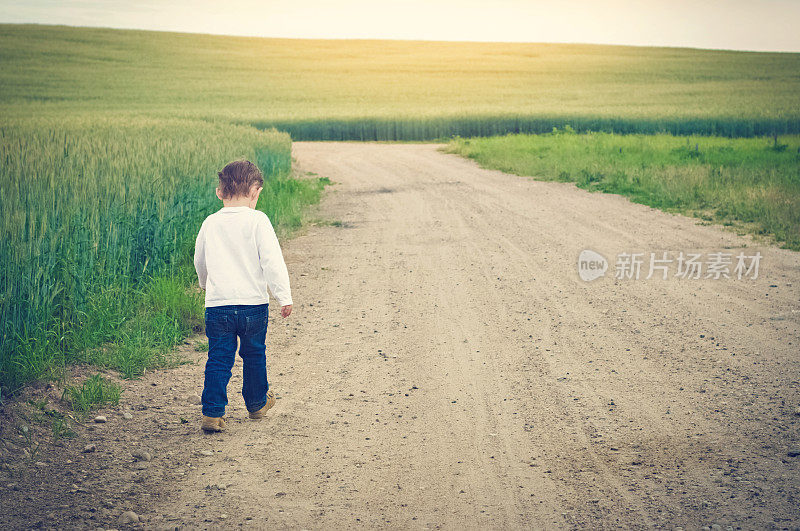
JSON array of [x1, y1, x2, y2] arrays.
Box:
[[281, 305, 292, 318]]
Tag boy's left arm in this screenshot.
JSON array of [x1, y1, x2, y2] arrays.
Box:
[[256, 215, 293, 312]]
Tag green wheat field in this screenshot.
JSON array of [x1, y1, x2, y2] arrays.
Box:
[[1, 24, 798, 394]]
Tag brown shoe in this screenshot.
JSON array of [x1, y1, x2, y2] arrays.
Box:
[[249, 389, 276, 419], [201, 415, 227, 432]]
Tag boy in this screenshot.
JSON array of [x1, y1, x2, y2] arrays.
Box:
[[193, 160, 293, 433]]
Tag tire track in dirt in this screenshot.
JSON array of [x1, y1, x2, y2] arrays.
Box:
[[421, 168, 657, 527]]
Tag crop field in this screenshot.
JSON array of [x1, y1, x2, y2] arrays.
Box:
[[447, 129, 800, 250], [1, 24, 799, 139], [0, 117, 326, 393]]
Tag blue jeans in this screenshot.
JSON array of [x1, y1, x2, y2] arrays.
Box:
[[201, 303, 269, 418]]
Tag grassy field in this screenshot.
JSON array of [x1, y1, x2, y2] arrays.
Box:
[[1, 24, 799, 140], [446, 129, 800, 250], [0, 117, 327, 395]]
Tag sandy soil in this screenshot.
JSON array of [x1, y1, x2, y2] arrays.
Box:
[[1, 142, 799, 530]]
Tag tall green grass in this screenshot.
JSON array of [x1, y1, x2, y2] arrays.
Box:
[[0, 117, 326, 393], [446, 129, 800, 249]]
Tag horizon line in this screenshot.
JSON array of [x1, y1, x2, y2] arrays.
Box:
[[2, 21, 799, 55]]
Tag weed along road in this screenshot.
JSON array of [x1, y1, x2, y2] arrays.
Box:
[[147, 142, 800, 529]]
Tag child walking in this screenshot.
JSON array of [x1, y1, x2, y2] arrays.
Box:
[[193, 160, 293, 433]]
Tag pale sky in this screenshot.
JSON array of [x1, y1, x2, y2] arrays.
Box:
[[1, 0, 799, 52]]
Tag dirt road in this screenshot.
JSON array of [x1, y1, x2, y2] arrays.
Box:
[[3, 143, 799, 529], [160, 142, 800, 529]]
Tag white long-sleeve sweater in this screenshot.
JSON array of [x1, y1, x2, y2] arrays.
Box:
[[193, 206, 293, 308]]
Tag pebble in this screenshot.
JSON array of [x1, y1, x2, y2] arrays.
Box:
[[787, 448, 800, 457], [794, 406, 800, 416], [188, 394, 202, 405], [119, 511, 139, 524], [122, 412, 133, 420], [131, 450, 152, 462], [198, 450, 214, 457], [83, 444, 97, 453], [94, 416, 107, 423]]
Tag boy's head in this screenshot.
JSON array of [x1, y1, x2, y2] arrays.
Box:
[[216, 160, 264, 201]]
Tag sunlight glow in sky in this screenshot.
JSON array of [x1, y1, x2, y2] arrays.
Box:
[[2, 0, 799, 52]]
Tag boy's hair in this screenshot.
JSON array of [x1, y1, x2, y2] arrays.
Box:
[[217, 160, 264, 199]]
